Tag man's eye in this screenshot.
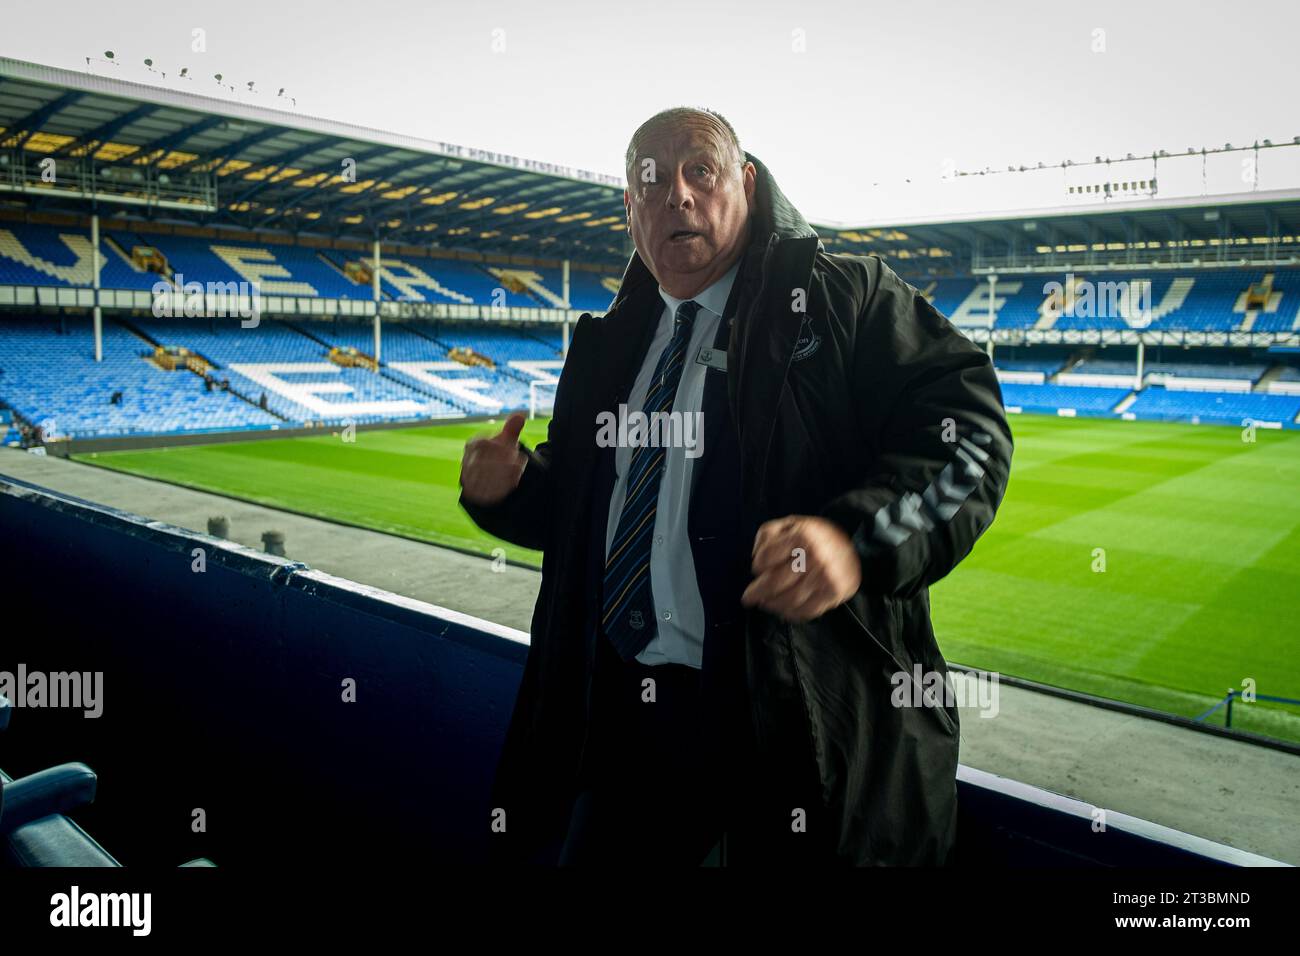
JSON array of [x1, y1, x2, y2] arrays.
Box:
[[693, 164, 711, 176]]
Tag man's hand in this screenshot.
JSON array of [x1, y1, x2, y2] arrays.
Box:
[[459, 412, 529, 506], [741, 515, 862, 623]]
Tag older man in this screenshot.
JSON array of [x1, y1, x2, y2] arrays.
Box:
[[460, 106, 1013, 866]]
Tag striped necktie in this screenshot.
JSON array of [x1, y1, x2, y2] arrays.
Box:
[[601, 299, 701, 661]]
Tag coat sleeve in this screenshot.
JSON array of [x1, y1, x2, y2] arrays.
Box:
[[819, 257, 1014, 600], [458, 312, 593, 552]]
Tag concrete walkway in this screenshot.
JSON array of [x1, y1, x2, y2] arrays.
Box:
[[3, 447, 1296, 864]]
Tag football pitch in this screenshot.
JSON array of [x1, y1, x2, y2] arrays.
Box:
[[77, 414, 1300, 742]]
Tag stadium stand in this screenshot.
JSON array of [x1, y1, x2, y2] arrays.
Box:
[[1144, 361, 1269, 381], [0, 406, 17, 446], [0, 317, 284, 438], [1124, 386, 1300, 427], [0, 308, 571, 436], [5, 183, 1300, 436], [1072, 357, 1138, 375], [5, 249, 1300, 434], [998, 383, 1133, 416], [935, 267, 1300, 333], [0, 222, 624, 308], [0, 221, 602, 434], [991, 355, 1070, 375], [134, 316, 461, 425]]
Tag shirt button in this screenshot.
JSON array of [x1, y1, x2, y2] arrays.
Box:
[[663, 610, 672, 621], [655, 534, 664, 545]]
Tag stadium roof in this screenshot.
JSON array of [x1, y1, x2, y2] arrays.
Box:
[[0, 56, 638, 265], [2, 56, 1299, 273], [0, 56, 929, 266], [843, 188, 1300, 272]]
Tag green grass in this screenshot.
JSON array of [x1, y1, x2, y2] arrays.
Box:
[[79, 418, 553, 566], [76, 414, 1300, 742], [927, 415, 1300, 742]]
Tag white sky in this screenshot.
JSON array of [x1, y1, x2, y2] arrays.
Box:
[[4, 0, 1299, 224]]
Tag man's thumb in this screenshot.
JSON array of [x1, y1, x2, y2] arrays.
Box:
[[498, 411, 526, 444]]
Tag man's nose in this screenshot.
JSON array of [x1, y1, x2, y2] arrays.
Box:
[[666, 171, 694, 209]]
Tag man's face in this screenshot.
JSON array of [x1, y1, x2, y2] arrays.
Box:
[[624, 116, 756, 300]]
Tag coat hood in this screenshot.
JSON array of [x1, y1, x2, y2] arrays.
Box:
[[607, 150, 821, 311]]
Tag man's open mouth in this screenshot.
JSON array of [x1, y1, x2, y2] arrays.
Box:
[[669, 230, 700, 242]]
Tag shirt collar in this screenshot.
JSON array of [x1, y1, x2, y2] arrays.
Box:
[[657, 255, 742, 323]]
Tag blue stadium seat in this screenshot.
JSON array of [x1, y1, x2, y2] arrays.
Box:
[[999, 383, 1131, 415], [0, 316, 284, 438], [937, 266, 1300, 332], [1125, 386, 1300, 426]]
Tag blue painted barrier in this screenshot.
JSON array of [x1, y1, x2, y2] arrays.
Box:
[[0, 474, 1286, 866]]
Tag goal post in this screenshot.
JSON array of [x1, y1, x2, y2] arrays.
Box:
[[528, 377, 559, 420]]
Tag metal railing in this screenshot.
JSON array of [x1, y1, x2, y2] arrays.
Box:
[[0, 150, 217, 212], [973, 245, 1300, 274], [1195, 690, 1300, 730]]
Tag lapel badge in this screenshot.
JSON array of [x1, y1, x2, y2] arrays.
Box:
[[791, 315, 822, 362]]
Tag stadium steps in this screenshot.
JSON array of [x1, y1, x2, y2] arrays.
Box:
[[3, 402, 34, 429], [317, 250, 392, 299], [113, 315, 163, 349], [521, 328, 564, 356], [400, 322, 537, 402], [1234, 273, 1275, 332], [376, 367, 475, 416], [498, 363, 537, 387], [370, 324, 493, 414], [102, 234, 153, 277], [282, 319, 477, 416], [280, 320, 334, 351], [1153, 277, 1196, 322], [1255, 363, 1288, 392], [420, 326, 538, 389], [115, 318, 291, 423], [401, 322, 449, 351], [0, 399, 34, 444], [315, 251, 367, 290], [478, 263, 546, 308], [202, 374, 291, 422], [1051, 348, 1092, 381], [1112, 391, 1141, 414], [108, 231, 173, 283]]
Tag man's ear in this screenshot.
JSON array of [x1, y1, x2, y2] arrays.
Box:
[[742, 162, 757, 206]]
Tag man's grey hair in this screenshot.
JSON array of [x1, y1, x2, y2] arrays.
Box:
[[624, 106, 744, 184]]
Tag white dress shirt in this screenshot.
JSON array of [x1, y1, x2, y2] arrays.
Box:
[[604, 256, 741, 669]]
